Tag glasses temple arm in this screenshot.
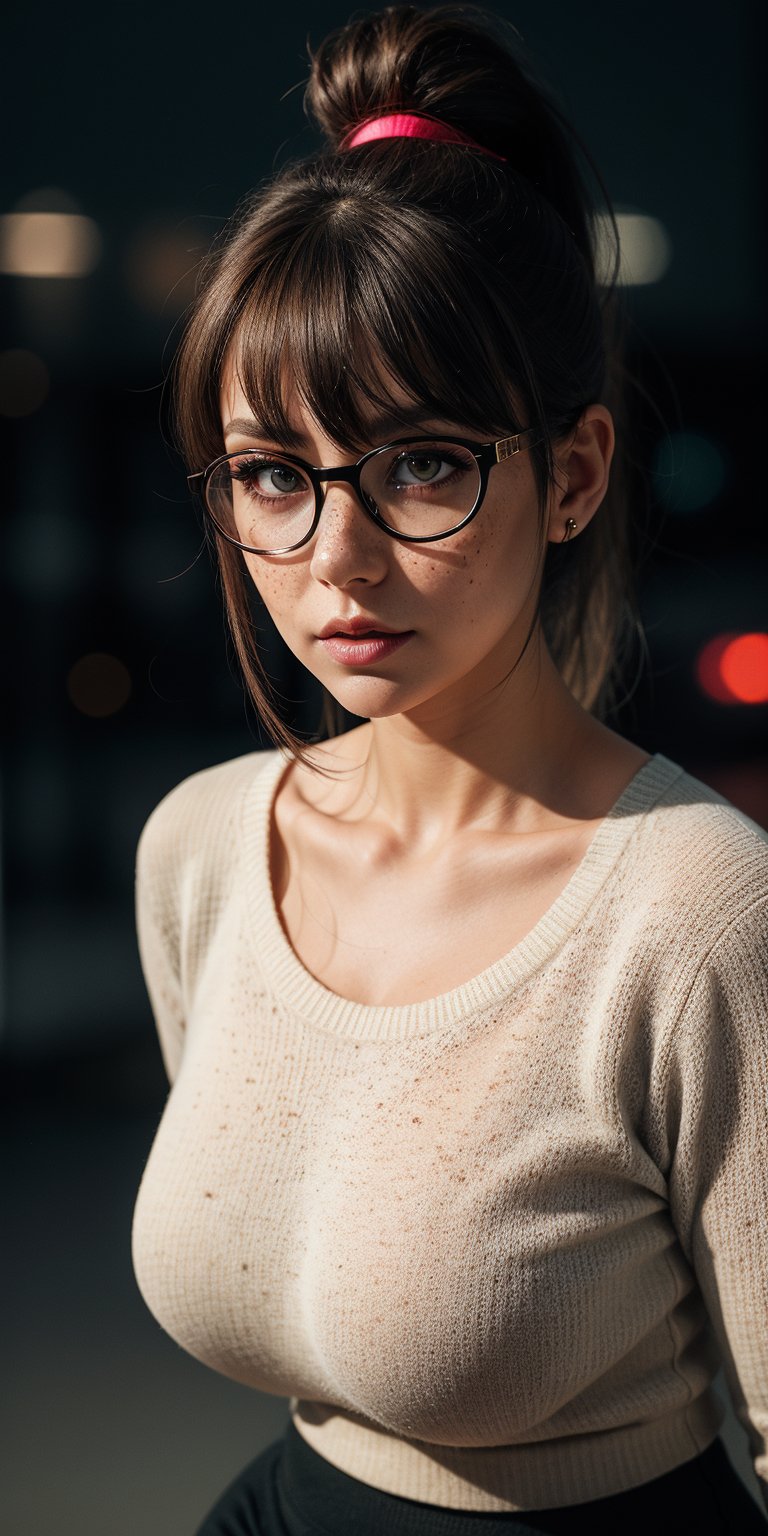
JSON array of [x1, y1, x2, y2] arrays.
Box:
[[494, 428, 542, 462]]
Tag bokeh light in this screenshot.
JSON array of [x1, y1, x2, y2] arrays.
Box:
[[0, 349, 50, 417], [594, 211, 672, 286], [66, 654, 132, 718], [696, 632, 768, 706], [652, 431, 727, 513], [720, 634, 768, 704], [0, 208, 102, 277]]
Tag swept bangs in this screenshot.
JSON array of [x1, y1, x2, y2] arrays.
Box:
[[182, 178, 556, 495]]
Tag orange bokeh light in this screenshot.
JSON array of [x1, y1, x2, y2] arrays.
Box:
[[696, 632, 768, 706]]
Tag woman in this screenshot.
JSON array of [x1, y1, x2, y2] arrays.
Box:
[[131, 6, 768, 1532]]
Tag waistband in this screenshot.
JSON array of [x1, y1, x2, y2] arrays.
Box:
[[277, 1420, 734, 1535]]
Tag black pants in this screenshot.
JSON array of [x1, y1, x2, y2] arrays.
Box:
[[194, 1421, 767, 1535]]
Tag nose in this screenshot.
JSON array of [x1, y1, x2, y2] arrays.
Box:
[[309, 480, 390, 587]]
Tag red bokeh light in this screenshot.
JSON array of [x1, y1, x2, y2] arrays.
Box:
[[696, 632, 768, 705]]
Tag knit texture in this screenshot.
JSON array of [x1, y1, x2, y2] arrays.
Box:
[[131, 748, 768, 1512]]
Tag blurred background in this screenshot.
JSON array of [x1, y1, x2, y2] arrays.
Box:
[[1, 0, 766, 1532]]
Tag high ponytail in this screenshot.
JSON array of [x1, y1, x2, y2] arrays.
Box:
[[307, 4, 600, 276], [173, 3, 643, 765]]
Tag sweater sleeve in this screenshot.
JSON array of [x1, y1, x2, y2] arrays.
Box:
[[659, 894, 768, 1505], [135, 800, 186, 1086]]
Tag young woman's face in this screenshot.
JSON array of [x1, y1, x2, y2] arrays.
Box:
[[219, 359, 555, 724]]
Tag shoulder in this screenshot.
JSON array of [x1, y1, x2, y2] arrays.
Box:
[[639, 755, 768, 870], [136, 748, 282, 892], [628, 754, 768, 942]]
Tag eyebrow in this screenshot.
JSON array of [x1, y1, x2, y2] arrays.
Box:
[[222, 408, 465, 450]]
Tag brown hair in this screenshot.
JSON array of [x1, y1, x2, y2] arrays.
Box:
[[172, 3, 646, 771]]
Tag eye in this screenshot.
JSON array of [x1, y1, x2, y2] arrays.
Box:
[[229, 455, 306, 499], [390, 451, 455, 486]]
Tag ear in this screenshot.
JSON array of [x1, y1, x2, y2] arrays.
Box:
[[546, 405, 615, 544]]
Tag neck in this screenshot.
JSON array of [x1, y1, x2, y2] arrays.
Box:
[[315, 631, 616, 856]]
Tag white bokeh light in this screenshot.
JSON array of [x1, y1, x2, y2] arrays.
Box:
[[594, 211, 672, 286]]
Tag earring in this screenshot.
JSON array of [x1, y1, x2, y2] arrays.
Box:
[[561, 518, 577, 542]]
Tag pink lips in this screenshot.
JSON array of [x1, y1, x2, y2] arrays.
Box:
[[317, 616, 407, 638], [318, 632, 414, 665]]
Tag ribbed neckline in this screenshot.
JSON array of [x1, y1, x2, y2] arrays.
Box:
[[243, 749, 685, 1040]]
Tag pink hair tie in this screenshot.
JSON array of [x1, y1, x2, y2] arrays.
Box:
[[341, 111, 507, 163]]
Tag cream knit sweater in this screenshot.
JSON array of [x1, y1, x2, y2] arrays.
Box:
[[131, 748, 768, 1513]]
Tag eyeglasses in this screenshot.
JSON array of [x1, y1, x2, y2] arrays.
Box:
[[187, 430, 542, 554]]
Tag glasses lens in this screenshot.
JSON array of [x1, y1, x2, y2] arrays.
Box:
[[206, 452, 315, 550], [360, 441, 481, 536]]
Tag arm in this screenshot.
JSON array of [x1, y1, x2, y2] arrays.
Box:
[[660, 895, 768, 1513], [135, 803, 186, 1086]]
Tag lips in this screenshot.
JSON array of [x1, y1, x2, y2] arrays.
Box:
[[317, 617, 410, 638], [318, 631, 414, 665]]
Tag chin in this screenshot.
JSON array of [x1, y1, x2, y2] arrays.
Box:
[[305, 657, 439, 717], [322, 678, 417, 718]]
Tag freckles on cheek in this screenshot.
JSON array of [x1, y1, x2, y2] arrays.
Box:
[[243, 556, 292, 610]]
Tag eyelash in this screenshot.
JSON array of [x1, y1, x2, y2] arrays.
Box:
[[231, 459, 299, 494]]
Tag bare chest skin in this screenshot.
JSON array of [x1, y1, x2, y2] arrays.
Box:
[[269, 733, 651, 1008]]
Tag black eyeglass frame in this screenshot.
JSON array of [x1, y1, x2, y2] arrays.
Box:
[[186, 429, 543, 554]]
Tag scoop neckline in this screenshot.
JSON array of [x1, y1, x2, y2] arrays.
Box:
[[242, 747, 684, 1039]]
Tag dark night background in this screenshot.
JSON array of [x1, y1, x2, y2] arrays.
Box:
[[2, 2, 766, 1532]]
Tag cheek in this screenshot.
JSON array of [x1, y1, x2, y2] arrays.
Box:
[[475, 492, 543, 587], [438, 508, 526, 602], [438, 500, 543, 644], [242, 553, 300, 612], [239, 556, 314, 661]]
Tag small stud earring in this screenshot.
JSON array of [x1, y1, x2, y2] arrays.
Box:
[[561, 518, 578, 542]]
